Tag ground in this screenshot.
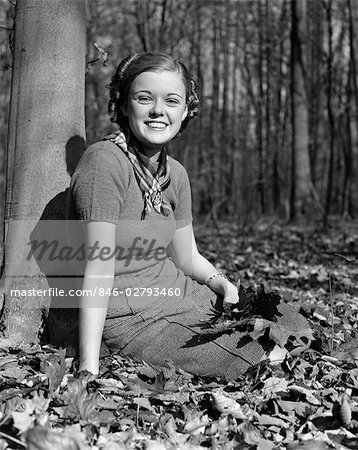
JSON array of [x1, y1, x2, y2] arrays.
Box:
[[1, 218, 358, 449]]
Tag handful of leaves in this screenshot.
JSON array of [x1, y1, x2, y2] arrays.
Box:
[[202, 283, 313, 356]]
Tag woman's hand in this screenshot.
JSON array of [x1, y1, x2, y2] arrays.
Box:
[[168, 224, 241, 309], [78, 221, 116, 378], [206, 275, 240, 308], [222, 280, 240, 306]]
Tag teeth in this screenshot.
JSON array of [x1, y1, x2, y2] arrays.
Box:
[[146, 122, 166, 129]]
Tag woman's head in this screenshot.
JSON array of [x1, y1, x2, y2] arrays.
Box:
[[108, 53, 199, 151]]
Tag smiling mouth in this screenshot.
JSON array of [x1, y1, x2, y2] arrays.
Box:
[[145, 122, 168, 129]]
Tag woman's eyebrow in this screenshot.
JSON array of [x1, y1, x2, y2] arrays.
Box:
[[133, 89, 184, 99], [133, 89, 152, 95], [168, 93, 184, 99]]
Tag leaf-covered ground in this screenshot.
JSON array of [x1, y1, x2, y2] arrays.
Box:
[[1, 219, 358, 449]]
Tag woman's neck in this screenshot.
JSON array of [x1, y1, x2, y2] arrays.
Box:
[[146, 150, 161, 162], [128, 133, 163, 161]]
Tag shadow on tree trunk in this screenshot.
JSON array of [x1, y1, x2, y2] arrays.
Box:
[[29, 135, 86, 355]]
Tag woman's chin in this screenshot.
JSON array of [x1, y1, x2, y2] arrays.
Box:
[[140, 136, 171, 150], [141, 127, 179, 145]]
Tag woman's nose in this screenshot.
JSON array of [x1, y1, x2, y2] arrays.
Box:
[[150, 99, 164, 116]]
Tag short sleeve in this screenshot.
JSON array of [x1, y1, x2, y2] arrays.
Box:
[[70, 142, 129, 224], [173, 166, 193, 229]]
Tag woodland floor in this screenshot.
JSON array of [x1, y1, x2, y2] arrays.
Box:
[[1, 218, 358, 449]]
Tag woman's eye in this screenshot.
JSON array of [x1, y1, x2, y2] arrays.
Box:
[[138, 96, 152, 103], [166, 98, 180, 105]]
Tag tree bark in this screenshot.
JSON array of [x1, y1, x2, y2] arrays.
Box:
[[264, 0, 272, 214], [257, 0, 265, 214], [289, 0, 317, 220], [1, 0, 86, 346], [86, 0, 101, 146], [209, 1, 221, 219], [324, 0, 335, 218], [272, 0, 287, 215], [347, 0, 358, 216]]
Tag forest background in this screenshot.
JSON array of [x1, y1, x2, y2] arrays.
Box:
[[1, 2, 358, 448], [1, 0, 358, 231]]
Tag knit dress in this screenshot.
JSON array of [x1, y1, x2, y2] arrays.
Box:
[[69, 139, 309, 380]]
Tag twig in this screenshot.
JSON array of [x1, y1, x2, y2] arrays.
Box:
[[87, 57, 99, 66], [0, 431, 26, 447], [334, 252, 356, 263], [135, 379, 140, 428], [328, 261, 334, 355]]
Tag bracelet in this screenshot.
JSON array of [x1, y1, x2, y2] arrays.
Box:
[[205, 272, 228, 285]]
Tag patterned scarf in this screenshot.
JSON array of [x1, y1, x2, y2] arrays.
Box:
[[104, 130, 171, 219]]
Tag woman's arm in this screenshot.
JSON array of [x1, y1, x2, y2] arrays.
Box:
[[78, 221, 116, 374], [167, 224, 239, 304]]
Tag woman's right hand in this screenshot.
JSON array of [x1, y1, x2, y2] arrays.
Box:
[[78, 221, 116, 378], [78, 360, 99, 376]]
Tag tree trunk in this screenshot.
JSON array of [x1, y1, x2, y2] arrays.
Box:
[[324, 0, 335, 218], [0, 4, 15, 243], [272, 0, 287, 215], [1, 0, 86, 346], [193, 0, 205, 216], [257, 0, 265, 214], [230, 5, 241, 220], [347, 0, 358, 216], [135, 0, 151, 52], [209, 1, 221, 220], [307, 0, 324, 186], [264, 0, 272, 214], [289, 0, 317, 220], [86, 0, 101, 146]]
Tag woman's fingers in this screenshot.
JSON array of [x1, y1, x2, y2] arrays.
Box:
[[223, 296, 239, 304], [223, 282, 240, 304]]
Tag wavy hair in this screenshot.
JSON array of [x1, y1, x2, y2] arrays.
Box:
[[108, 53, 199, 134]]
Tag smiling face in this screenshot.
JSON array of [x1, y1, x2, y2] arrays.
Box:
[[123, 71, 188, 157]]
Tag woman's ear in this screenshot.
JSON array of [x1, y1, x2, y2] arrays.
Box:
[[121, 103, 128, 117], [181, 105, 188, 121]]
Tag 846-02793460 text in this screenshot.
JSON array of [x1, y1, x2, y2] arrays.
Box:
[[10, 287, 182, 298]]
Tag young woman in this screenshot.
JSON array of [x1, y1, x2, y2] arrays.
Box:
[[69, 53, 310, 380]]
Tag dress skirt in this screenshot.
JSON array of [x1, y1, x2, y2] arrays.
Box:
[[103, 258, 309, 380]]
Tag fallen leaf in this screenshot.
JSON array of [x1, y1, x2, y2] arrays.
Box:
[[257, 413, 289, 428], [212, 392, 247, 419], [40, 348, 66, 395], [263, 376, 288, 395], [12, 411, 34, 433], [62, 378, 100, 423], [276, 399, 310, 417], [25, 426, 82, 450], [144, 441, 166, 450], [286, 440, 330, 449], [290, 385, 321, 406], [132, 397, 155, 412]]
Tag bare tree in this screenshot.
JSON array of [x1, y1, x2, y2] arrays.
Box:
[[1, 0, 86, 346], [347, 0, 358, 216], [324, 0, 335, 218], [289, 0, 319, 220]]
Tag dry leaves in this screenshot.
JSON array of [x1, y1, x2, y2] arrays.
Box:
[[1, 220, 358, 448]]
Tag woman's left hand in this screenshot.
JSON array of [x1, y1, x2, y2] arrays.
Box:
[[206, 275, 240, 309], [223, 280, 240, 306]]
